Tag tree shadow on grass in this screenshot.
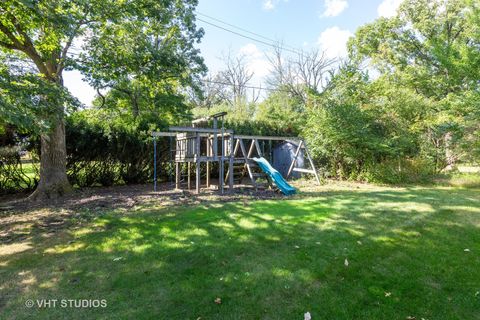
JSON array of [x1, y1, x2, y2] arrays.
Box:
[[1, 187, 479, 319]]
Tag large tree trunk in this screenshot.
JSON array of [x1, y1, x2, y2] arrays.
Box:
[[29, 117, 72, 200]]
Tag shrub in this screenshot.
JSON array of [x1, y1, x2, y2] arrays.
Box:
[[360, 158, 437, 184], [0, 146, 38, 194], [65, 111, 172, 188]]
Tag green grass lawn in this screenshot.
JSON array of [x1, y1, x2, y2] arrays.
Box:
[[1, 184, 480, 319]]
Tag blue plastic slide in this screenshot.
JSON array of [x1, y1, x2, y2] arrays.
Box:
[[251, 157, 296, 195]]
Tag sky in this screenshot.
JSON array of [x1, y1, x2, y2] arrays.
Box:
[[63, 0, 403, 106]]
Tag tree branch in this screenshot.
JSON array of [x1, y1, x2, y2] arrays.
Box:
[[0, 21, 23, 49], [57, 14, 92, 75], [0, 39, 18, 50], [0, 13, 51, 78]]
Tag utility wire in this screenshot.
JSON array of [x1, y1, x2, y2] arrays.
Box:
[[196, 17, 302, 56], [201, 78, 271, 91], [199, 78, 302, 94], [197, 12, 301, 53]]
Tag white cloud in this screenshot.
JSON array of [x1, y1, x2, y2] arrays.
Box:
[[239, 43, 271, 78], [321, 0, 349, 17], [239, 43, 263, 59], [377, 0, 402, 18], [263, 0, 275, 11], [317, 26, 353, 58], [262, 0, 290, 11]]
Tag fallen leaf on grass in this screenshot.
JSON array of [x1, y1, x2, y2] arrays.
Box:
[[214, 297, 221, 304], [304, 311, 312, 320]]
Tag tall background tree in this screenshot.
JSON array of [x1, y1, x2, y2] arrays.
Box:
[[0, 0, 205, 199], [348, 0, 480, 171]]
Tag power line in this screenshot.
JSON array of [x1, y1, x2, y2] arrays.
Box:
[[197, 12, 300, 53], [201, 79, 271, 91], [196, 17, 302, 56], [200, 78, 299, 94]]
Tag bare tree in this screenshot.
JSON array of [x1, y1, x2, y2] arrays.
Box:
[[218, 51, 254, 105], [295, 49, 336, 92], [266, 44, 289, 88], [189, 74, 226, 109], [266, 44, 336, 102]]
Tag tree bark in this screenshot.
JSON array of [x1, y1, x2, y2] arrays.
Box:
[[29, 116, 72, 200], [443, 131, 456, 172]]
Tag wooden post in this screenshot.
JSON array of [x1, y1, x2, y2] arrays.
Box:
[[247, 139, 255, 158], [213, 119, 218, 159], [254, 139, 262, 157], [239, 138, 257, 189], [286, 140, 303, 179], [269, 140, 273, 162], [187, 162, 191, 190], [303, 142, 321, 184], [219, 117, 225, 194], [175, 162, 180, 189], [225, 138, 240, 183], [229, 135, 234, 192], [206, 137, 211, 188], [196, 132, 201, 194]]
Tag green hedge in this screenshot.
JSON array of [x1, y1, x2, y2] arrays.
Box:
[[65, 113, 172, 188], [0, 146, 38, 194]]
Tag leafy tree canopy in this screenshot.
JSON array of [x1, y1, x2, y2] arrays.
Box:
[[0, 0, 206, 130]]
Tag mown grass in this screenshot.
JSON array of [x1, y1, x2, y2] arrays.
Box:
[[1, 184, 479, 319], [439, 172, 480, 188]]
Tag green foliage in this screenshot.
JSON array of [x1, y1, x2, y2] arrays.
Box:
[[305, 65, 379, 179], [361, 158, 436, 184], [78, 0, 206, 119], [0, 124, 39, 194], [301, 0, 480, 183], [303, 62, 443, 182], [0, 56, 79, 133], [66, 109, 168, 187], [347, 0, 480, 168], [0, 0, 205, 130], [0, 0, 206, 194], [0, 146, 38, 194], [0, 107, 175, 192], [304, 100, 388, 179], [255, 90, 304, 133]]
